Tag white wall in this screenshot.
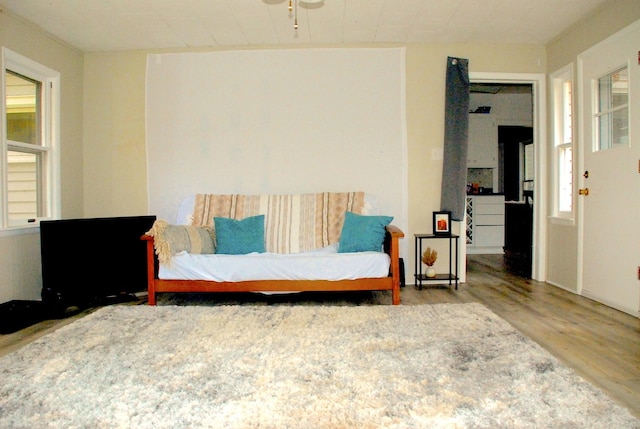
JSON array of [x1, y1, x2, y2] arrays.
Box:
[[145, 48, 407, 235]]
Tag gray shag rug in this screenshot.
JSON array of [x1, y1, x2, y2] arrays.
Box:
[[0, 303, 638, 428]]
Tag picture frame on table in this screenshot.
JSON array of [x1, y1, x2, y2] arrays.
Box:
[[433, 211, 451, 236]]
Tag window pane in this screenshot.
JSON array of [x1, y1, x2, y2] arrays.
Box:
[[598, 107, 629, 150], [598, 67, 628, 111], [558, 146, 572, 212], [596, 66, 629, 151], [5, 70, 40, 145], [7, 151, 40, 222], [562, 80, 572, 144]]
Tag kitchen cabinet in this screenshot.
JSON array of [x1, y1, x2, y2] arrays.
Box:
[[467, 114, 498, 168], [466, 195, 504, 254]]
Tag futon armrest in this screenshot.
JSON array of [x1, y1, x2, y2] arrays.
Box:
[[385, 224, 404, 239], [384, 225, 404, 305], [141, 234, 159, 280], [383, 224, 404, 257]]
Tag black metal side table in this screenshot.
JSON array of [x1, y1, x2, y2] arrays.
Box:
[[414, 234, 459, 290]]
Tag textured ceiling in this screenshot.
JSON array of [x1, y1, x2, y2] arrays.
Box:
[[0, 0, 609, 52]]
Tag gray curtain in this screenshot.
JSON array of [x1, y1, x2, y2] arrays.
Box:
[[440, 56, 470, 221]]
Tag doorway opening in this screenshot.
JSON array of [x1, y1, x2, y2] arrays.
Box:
[[466, 73, 546, 281], [499, 126, 533, 202], [498, 126, 533, 277]]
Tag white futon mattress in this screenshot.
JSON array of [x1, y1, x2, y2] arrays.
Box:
[[159, 250, 391, 282]]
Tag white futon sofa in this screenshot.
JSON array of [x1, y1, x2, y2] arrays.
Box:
[[142, 192, 404, 304]]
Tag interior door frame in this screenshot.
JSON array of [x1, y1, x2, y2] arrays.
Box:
[[469, 72, 547, 281]]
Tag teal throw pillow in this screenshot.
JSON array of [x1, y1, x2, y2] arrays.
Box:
[[338, 212, 393, 253], [214, 215, 266, 255]]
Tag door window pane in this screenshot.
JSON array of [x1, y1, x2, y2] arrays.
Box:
[[596, 66, 629, 150], [598, 107, 629, 149], [598, 67, 628, 110]]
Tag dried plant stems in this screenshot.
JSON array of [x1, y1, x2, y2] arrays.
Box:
[[422, 247, 438, 266]]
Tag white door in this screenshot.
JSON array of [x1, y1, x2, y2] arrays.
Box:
[[578, 21, 640, 317]]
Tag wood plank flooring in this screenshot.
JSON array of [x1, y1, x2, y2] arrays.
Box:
[[415, 255, 640, 419], [1, 254, 639, 419]]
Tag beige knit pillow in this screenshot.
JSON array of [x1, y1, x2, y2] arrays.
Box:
[[145, 219, 214, 265]]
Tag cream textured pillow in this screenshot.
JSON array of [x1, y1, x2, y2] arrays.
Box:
[[145, 219, 215, 265]]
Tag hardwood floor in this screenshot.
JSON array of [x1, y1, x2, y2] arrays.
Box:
[[412, 254, 640, 419], [1, 254, 639, 419]]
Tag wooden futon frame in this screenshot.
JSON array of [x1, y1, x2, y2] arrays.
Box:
[[142, 225, 404, 305]]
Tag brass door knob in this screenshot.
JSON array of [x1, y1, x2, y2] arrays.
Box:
[[578, 188, 590, 196]]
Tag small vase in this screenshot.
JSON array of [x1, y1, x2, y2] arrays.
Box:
[[425, 266, 436, 278]]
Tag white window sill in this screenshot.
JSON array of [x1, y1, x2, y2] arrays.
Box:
[[0, 223, 41, 238], [549, 216, 575, 227]]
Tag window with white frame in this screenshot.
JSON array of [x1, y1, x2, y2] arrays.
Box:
[[2, 48, 59, 229], [551, 65, 574, 219]]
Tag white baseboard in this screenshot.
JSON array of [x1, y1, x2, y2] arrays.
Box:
[[581, 290, 640, 318]]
